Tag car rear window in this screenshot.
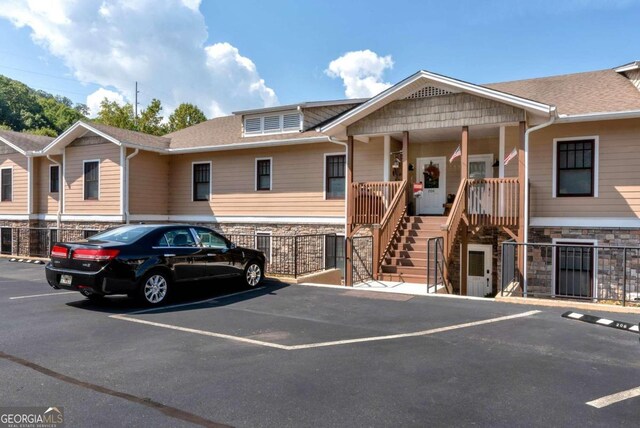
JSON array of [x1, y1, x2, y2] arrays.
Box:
[[88, 226, 152, 243]]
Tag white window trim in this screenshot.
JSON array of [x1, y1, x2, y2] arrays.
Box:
[[323, 152, 346, 201], [191, 161, 212, 202], [243, 111, 301, 137], [0, 166, 12, 202], [49, 164, 60, 193], [552, 135, 599, 198], [551, 238, 598, 300], [255, 157, 273, 191], [255, 231, 272, 262], [82, 159, 100, 201]]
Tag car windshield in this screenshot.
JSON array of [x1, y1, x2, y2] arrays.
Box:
[[88, 226, 152, 243]]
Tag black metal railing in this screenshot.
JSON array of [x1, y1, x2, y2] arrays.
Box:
[[426, 236, 449, 294], [225, 233, 346, 278], [0, 227, 101, 258], [501, 241, 640, 306], [351, 235, 374, 284]]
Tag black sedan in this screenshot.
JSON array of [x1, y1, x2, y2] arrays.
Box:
[[45, 224, 266, 305]]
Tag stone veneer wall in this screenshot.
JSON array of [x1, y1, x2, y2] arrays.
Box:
[[527, 227, 640, 300]]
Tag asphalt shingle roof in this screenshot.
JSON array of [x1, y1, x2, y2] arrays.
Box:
[[0, 129, 54, 152]]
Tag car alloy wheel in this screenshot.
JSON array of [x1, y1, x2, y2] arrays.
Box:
[[144, 274, 168, 304], [246, 263, 262, 287]]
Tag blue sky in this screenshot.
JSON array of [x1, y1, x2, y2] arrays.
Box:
[[0, 0, 638, 117]]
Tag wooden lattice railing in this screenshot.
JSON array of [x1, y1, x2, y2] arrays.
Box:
[[350, 181, 404, 226]]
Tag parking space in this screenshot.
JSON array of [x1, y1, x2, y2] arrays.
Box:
[[1, 259, 639, 427]]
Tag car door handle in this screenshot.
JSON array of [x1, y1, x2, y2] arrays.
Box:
[[164, 253, 176, 257], [207, 253, 217, 257]]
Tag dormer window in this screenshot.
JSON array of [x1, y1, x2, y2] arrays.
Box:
[[243, 111, 300, 136]]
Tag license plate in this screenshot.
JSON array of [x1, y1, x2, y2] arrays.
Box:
[[60, 274, 72, 285]]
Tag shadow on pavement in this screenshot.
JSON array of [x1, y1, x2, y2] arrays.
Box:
[[65, 277, 292, 314]]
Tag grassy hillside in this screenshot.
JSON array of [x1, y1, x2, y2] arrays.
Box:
[[0, 75, 88, 137]]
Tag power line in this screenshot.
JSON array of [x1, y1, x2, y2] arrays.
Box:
[[0, 64, 98, 86]]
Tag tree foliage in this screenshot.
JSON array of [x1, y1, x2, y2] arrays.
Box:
[[0, 75, 86, 135], [168, 103, 207, 132]]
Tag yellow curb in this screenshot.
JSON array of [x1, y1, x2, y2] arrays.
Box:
[[495, 295, 640, 314]]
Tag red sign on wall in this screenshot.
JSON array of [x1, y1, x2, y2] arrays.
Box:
[[413, 182, 423, 193]]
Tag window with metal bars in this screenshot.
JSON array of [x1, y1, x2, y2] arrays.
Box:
[[50, 165, 60, 193], [193, 163, 211, 201], [557, 140, 594, 196], [326, 155, 345, 199], [255, 233, 271, 262], [256, 159, 271, 191], [84, 161, 99, 200], [1, 168, 11, 202]]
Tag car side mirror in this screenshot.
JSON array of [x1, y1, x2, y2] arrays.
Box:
[[228, 242, 236, 249]]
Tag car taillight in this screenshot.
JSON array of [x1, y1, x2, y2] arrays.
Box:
[[51, 245, 69, 258], [72, 248, 120, 261]]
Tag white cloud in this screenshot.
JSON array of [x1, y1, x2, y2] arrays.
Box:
[[326, 50, 394, 98], [86, 88, 126, 117], [0, 0, 277, 118]]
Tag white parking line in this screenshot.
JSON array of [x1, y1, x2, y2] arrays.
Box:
[[109, 309, 541, 350], [9, 291, 77, 300], [586, 386, 640, 408]]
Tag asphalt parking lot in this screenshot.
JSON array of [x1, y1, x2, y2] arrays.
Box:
[[1, 259, 639, 427]]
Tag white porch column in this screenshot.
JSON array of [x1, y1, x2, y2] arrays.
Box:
[[383, 135, 391, 182], [499, 126, 505, 178]]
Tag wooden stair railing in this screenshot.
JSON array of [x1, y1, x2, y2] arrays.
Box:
[[466, 178, 519, 227], [443, 179, 467, 264], [350, 181, 404, 226], [373, 180, 408, 275]]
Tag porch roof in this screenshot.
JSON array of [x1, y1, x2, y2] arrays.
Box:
[[319, 70, 556, 136]]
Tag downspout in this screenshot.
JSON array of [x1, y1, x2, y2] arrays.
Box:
[[46, 155, 62, 229], [327, 137, 349, 238], [124, 148, 139, 224], [523, 106, 557, 294]]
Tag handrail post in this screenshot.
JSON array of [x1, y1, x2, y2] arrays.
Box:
[[294, 236, 298, 278]]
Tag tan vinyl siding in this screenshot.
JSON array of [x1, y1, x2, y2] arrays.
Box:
[[34, 156, 61, 214], [64, 141, 121, 214], [129, 149, 169, 215], [529, 118, 640, 217], [0, 152, 28, 214], [353, 137, 384, 182], [168, 142, 346, 217]]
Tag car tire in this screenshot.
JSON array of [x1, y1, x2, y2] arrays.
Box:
[[244, 261, 263, 288], [138, 270, 172, 306], [80, 289, 104, 301]]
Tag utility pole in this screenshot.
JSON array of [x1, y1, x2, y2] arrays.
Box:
[[134, 81, 140, 127]]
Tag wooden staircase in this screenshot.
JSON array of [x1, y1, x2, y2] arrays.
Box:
[[379, 216, 447, 284]]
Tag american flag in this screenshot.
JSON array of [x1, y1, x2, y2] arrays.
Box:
[[504, 147, 518, 166], [449, 145, 461, 163]]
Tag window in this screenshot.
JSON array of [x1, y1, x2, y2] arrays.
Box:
[[325, 234, 345, 276], [83, 160, 99, 200], [556, 139, 595, 197], [0, 228, 11, 254], [325, 154, 345, 199], [256, 232, 271, 262], [50, 165, 60, 193], [194, 229, 227, 248], [256, 158, 271, 191], [1, 168, 11, 202], [555, 242, 594, 298], [157, 228, 196, 247], [193, 162, 211, 201], [243, 111, 300, 135]]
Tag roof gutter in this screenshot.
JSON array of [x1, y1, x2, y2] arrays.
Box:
[[165, 136, 330, 154], [523, 106, 557, 295], [556, 109, 640, 123], [46, 154, 62, 229]]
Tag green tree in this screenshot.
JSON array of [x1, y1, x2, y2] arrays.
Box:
[[94, 99, 136, 130], [25, 127, 58, 137], [167, 103, 207, 132], [137, 98, 167, 136]]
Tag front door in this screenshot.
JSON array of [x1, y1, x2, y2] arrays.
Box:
[[467, 244, 492, 297], [467, 154, 494, 215], [416, 156, 446, 215]]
